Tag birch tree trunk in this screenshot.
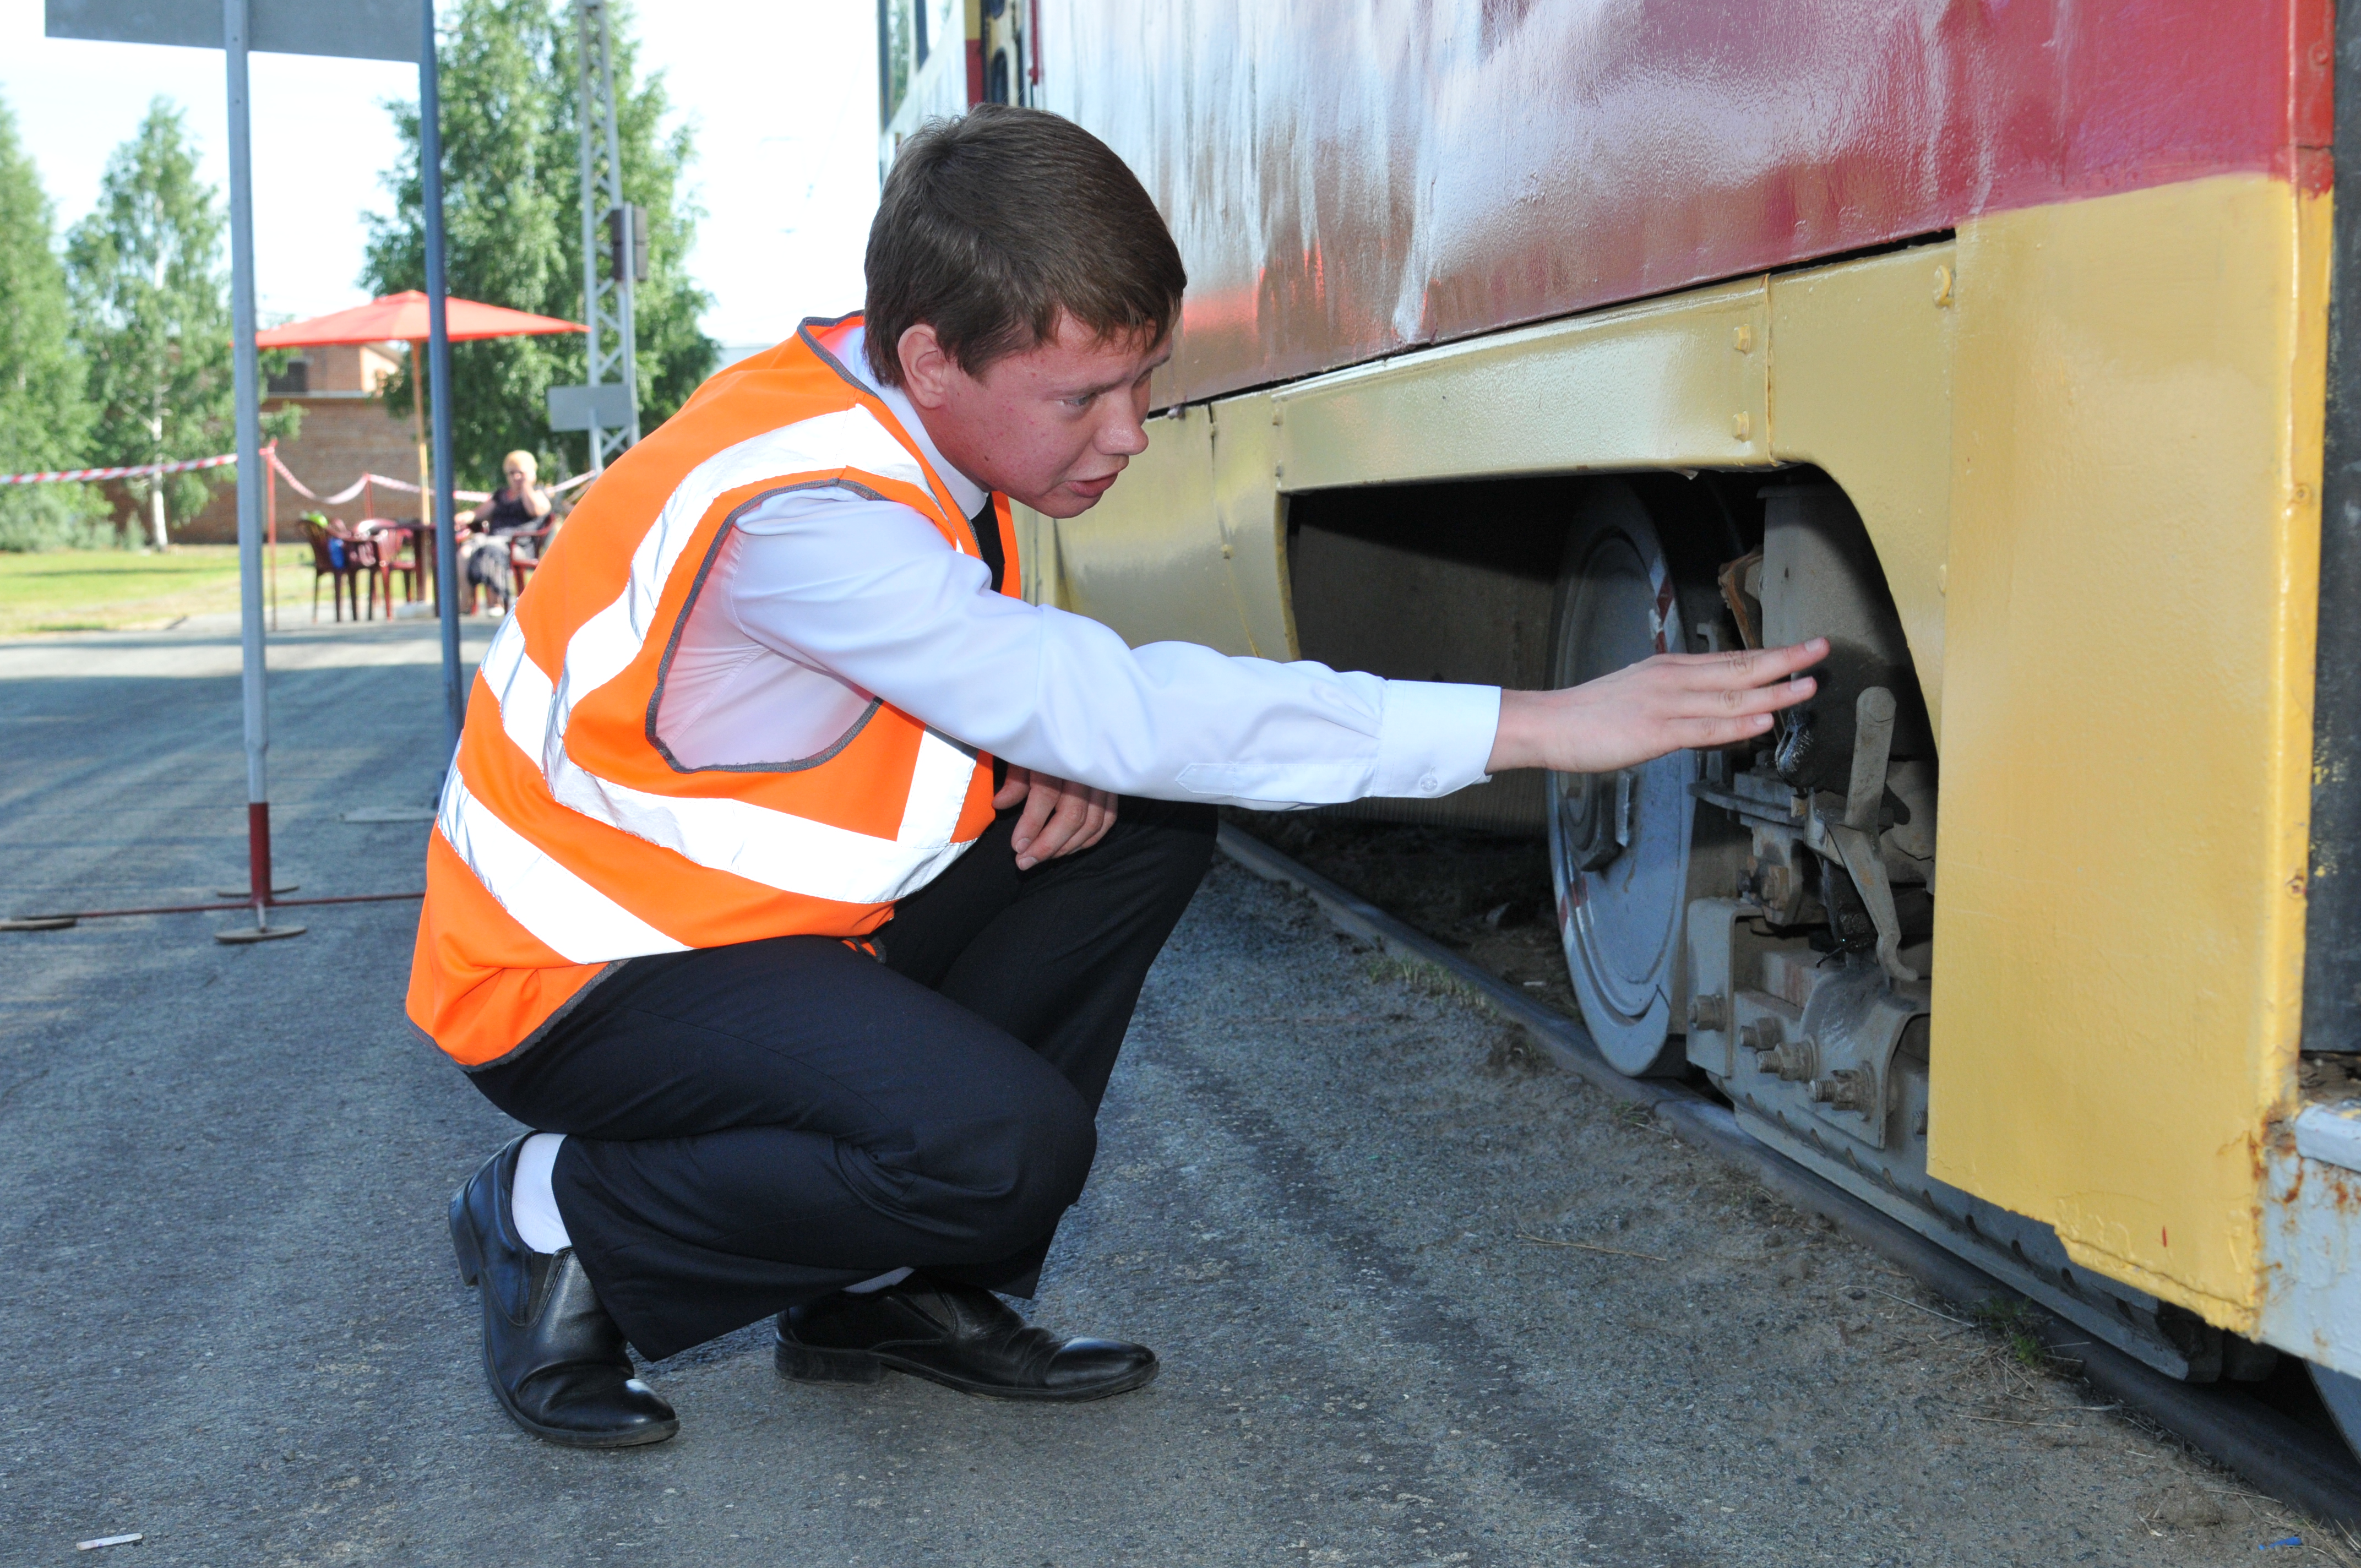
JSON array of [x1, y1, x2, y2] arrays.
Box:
[[148, 409, 167, 549]]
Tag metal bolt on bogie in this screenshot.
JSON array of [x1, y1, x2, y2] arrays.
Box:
[[1810, 1067, 1879, 1115], [1761, 1039, 1818, 1082]]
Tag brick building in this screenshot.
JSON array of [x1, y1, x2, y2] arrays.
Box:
[[171, 342, 421, 544]]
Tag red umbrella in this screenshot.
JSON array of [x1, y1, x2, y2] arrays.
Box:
[[257, 290, 584, 349], [255, 291, 586, 612]]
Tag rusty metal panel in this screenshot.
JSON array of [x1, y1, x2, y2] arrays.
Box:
[[1034, 0, 2326, 406]]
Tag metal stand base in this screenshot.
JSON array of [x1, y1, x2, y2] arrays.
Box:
[[214, 922, 307, 945]]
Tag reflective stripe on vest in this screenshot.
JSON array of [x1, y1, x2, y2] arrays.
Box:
[[407, 314, 1019, 1065]]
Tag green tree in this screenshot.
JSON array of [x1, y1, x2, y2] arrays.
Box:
[[66, 100, 232, 549], [363, 0, 716, 489], [66, 101, 294, 548], [0, 91, 108, 550]]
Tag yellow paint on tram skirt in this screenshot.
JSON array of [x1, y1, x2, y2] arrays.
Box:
[[1927, 173, 2327, 1330]]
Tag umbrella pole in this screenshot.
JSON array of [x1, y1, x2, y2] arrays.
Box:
[[410, 340, 429, 532], [410, 339, 436, 614]]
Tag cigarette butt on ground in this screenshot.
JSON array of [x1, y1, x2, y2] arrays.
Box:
[[75, 1533, 143, 1551]]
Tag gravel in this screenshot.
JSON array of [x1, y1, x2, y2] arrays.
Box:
[[0, 617, 2335, 1565]]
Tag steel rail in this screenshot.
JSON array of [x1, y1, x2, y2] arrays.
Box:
[[1215, 821, 2361, 1526]]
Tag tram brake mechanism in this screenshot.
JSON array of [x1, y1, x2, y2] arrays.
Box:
[[1685, 685, 1928, 1151], [1689, 686, 1918, 982]]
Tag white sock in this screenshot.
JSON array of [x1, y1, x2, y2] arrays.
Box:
[[510, 1132, 573, 1254], [844, 1267, 912, 1294]]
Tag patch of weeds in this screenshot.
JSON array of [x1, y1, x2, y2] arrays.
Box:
[[1366, 952, 1488, 1009], [1481, 1026, 1551, 1078], [1972, 1297, 2048, 1368]]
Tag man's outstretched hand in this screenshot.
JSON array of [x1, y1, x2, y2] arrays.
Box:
[[988, 641, 1820, 862], [1487, 638, 1828, 776], [994, 766, 1117, 870]]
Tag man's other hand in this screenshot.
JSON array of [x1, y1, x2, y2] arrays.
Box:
[[994, 767, 1118, 870], [1487, 638, 1829, 776]]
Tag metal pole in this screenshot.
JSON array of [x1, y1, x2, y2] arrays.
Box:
[[595, 9, 638, 447], [223, 0, 279, 925], [574, 1, 604, 473], [573, 0, 635, 470], [421, 0, 465, 756]]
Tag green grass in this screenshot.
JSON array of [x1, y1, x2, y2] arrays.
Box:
[[1972, 1297, 2049, 1367], [0, 544, 313, 636]]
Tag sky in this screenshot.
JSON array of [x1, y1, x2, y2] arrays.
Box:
[[0, 1, 882, 352]]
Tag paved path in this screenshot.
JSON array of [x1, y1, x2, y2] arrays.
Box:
[[0, 618, 2322, 1565]]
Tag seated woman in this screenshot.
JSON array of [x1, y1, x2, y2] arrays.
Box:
[[458, 449, 553, 614]]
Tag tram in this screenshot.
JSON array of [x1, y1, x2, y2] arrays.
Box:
[[877, 0, 2361, 1449]]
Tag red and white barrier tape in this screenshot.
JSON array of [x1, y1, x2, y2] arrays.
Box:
[[269, 450, 594, 506], [264, 451, 489, 505], [4, 447, 601, 505], [263, 451, 372, 506], [0, 451, 237, 486], [350, 472, 491, 503]]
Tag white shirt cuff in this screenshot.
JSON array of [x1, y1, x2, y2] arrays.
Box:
[[1371, 680, 1502, 799]]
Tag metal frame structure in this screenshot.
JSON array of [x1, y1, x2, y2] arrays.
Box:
[[39, 0, 451, 940], [574, 0, 638, 472]]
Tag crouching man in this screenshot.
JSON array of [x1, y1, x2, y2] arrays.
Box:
[[409, 104, 1825, 1447]]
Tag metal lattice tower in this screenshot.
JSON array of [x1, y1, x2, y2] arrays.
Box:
[[575, 0, 638, 471]]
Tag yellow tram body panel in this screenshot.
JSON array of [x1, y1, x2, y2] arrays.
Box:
[[1029, 170, 2330, 1334], [1930, 174, 2327, 1329]]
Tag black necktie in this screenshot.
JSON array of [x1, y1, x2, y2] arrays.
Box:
[[969, 496, 1006, 595]]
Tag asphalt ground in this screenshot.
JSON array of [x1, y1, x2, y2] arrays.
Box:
[[1, 616, 2349, 1566]]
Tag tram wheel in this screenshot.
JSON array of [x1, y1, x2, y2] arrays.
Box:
[[1545, 484, 1731, 1077]]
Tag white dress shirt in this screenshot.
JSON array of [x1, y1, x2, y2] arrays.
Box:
[[652, 327, 1502, 810]]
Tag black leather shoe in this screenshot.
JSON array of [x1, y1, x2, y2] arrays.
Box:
[[775, 1273, 1158, 1402], [449, 1136, 678, 1447]]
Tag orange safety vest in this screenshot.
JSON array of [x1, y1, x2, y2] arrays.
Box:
[[406, 314, 1021, 1066]]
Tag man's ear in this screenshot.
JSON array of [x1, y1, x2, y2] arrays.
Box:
[[897, 324, 955, 410]]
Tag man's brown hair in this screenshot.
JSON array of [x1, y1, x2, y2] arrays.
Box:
[[863, 105, 1186, 386]]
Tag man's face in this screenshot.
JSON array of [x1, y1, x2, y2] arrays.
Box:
[[896, 313, 1172, 518]]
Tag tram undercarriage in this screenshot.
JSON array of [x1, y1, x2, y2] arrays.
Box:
[[1284, 466, 2345, 1426]]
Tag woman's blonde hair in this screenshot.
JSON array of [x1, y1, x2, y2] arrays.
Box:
[[502, 449, 538, 482]]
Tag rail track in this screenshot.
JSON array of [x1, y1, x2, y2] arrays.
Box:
[[1217, 820, 2361, 1527]]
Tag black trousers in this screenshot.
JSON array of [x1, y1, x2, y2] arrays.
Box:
[[467, 797, 1216, 1360]]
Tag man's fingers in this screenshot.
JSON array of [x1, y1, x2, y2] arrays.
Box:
[[1008, 771, 1118, 868], [1064, 797, 1105, 858], [1016, 786, 1120, 867], [992, 765, 1033, 813], [1069, 788, 1113, 852], [1011, 780, 1060, 861], [1710, 637, 1827, 686], [1683, 711, 1780, 749], [1706, 673, 1815, 716], [1658, 638, 1826, 688], [1028, 786, 1097, 864], [1026, 784, 1089, 862], [1074, 789, 1116, 852]]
